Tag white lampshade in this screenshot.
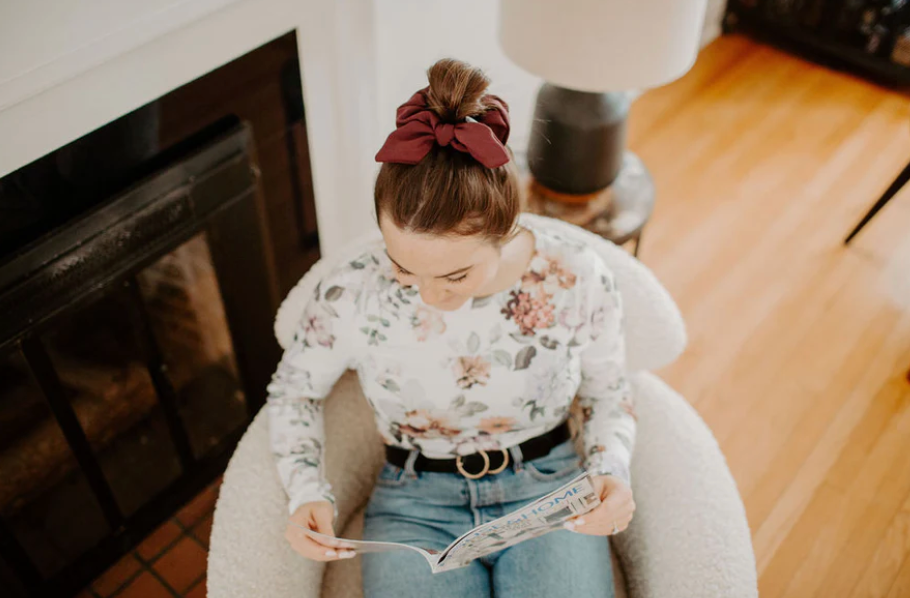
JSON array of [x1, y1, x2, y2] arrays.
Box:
[[499, 0, 708, 93]]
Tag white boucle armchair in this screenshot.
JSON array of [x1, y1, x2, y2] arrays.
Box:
[[207, 214, 759, 598]]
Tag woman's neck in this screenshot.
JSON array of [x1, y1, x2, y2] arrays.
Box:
[[474, 227, 536, 297]]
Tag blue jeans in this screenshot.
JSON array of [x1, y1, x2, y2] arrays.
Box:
[[361, 440, 615, 598]]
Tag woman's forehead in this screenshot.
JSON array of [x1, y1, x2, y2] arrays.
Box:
[[379, 219, 489, 276]]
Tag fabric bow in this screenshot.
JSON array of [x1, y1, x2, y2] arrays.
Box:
[[375, 88, 511, 168]]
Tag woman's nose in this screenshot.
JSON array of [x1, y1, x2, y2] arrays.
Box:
[[419, 283, 445, 306]]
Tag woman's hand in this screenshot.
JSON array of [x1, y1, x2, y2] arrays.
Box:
[[285, 501, 356, 561], [564, 475, 635, 536]]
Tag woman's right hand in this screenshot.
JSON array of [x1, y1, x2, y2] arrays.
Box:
[[285, 501, 356, 561]]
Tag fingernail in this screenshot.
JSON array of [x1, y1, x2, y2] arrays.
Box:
[[325, 550, 337, 557], [563, 521, 575, 531], [575, 518, 586, 526], [341, 551, 355, 558]]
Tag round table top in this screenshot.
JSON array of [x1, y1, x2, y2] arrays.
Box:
[[522, 152, 655, 246]]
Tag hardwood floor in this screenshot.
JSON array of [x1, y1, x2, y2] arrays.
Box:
[[628, 34, 910, 598]]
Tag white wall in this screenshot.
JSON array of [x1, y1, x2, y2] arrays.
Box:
[[372, 0, 541, 155]]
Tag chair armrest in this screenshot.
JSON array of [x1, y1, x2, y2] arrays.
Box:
[[208, 373, 383, 598], [616, 372, 758, 598], [208, 409, 325, 598]]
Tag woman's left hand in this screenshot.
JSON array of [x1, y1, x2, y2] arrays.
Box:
[[564, 475, 635, 536]]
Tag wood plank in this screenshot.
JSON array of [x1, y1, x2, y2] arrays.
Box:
[[781, 380, 910, 597], [885, 549, 910, 598], [850, 495, 910, 598], [755, 376, 910, 596], [746, 304, 910, 555]]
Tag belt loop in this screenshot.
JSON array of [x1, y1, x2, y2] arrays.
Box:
[[403, 449, 420, 479], [509, 445, 524, 472]]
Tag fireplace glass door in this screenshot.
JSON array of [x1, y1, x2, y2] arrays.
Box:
[[0, 122, 279, 597]]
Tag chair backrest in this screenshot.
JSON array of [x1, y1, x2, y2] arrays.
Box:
[[274, 214, 686, 372]]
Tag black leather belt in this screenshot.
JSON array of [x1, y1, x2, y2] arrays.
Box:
[[385, 421, 571, 479]]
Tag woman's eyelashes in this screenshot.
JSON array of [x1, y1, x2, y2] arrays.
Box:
[[394, 266, 468, 284], [394, 266, 414, 279]]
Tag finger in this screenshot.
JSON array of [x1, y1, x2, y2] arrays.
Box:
[[284, 525, 353, 552], [294, 537, 355, 560], [295, 528, 338, 549], [312, 506, 336, 537], [601, 487, 633, 513], [569, 509, 634, 536], [568, 499, 633, 528], [286, 532, 346, 561], [287, 519, 357, 554], [304, 533, 354, 550], [599, 504, 635, 525], [303, 508, 340, 549], [564, 485, 635, 532]]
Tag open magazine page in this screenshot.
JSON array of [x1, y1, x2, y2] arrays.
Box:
[[289, 525, 442, 568], [289, 473, 600, 574], [435, 473, 600, 572]]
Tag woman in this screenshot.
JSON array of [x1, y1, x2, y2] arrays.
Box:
[[268, 58, 636, 597]]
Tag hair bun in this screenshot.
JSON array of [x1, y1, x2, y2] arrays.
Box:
[[426, 59, 492, 123]]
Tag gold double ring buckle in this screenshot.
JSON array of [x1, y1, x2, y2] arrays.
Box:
[[455, 449, 510, 479]]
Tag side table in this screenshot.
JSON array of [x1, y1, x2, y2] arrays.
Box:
[[522, 152, 655, 257]]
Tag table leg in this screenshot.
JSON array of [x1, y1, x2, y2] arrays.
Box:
[[844, 158, 910, 245]]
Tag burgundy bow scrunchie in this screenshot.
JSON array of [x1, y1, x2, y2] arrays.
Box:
[[375, 88, 511, 168]]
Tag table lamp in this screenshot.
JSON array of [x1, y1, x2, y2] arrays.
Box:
[[499, 0, 707, 202]]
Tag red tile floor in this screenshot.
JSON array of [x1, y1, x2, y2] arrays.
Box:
[[77, 478, 221, 598]]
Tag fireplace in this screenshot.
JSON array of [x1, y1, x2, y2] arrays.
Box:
[[0, 34, 316, 597]]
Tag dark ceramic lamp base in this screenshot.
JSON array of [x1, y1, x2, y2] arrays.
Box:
[[527, 84, 631, 199]]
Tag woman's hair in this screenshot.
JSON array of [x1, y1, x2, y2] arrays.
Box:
[[374, 59, 521, 243]]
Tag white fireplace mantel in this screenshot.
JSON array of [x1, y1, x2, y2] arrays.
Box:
[[0, 0, 380, 256]]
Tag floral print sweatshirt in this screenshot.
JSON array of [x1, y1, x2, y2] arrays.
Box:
[[267, 217, 636, 515]]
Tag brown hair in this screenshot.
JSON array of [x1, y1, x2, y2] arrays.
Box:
[[374, 58, 521, 242]]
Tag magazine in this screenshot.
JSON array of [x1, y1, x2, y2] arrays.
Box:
[[291, 473, 600, 573]]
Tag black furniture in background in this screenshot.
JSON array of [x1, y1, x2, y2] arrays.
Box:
[[725, 0, 910, 84]]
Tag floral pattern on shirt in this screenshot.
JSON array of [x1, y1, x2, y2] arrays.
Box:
[[452, 355, 492, 389], [521, 252, 578, 295], [302, 301, 336, 349], [412, 304, 446, 341], [477, 416, 517, 435], [398, 409, 461, 439], [501, 290, 555, 335], [267, 217, 636, 514], [500, 252, 579, 336]]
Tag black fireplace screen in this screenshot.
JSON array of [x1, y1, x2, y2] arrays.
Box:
[[0, 121, 280, 597]]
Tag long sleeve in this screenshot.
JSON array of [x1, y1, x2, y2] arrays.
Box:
[[267, 276, 354, 515], [577, 259, 636, 485]]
